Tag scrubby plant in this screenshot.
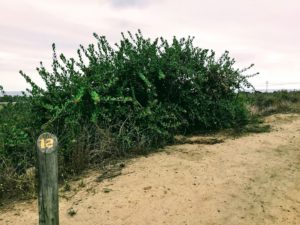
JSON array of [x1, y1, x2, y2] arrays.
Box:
[[19, 30, 256, 169], [1, 31, 257, 202], [0, 90, 36, 201]]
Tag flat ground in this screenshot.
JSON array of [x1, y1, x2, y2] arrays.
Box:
[[1, 114, 300, 225]]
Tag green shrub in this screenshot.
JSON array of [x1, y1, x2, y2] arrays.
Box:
[[0, 102, 35, 171], [0, 31, 256, 201], [0, 99, 37, 202], [19, 30, 255, 167]]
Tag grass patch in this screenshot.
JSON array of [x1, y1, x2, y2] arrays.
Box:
[[0, 164, 36, 207]]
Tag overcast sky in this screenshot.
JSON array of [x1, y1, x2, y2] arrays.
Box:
[[0, 0, 299, 91]]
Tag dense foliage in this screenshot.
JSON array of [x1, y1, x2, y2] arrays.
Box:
[[1, 31, 257, 201]]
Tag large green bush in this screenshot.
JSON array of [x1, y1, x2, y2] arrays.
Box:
[[1, 31, 256, 201], [19, 30, 255, 168]]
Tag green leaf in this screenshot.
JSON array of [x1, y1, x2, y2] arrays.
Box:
[[158, 70, 165, 80], [73, 87, 85, 103], [138, 72, 152, 88], [91, 91, 100, 103]]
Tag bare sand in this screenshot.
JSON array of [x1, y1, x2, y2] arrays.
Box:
[[0, 114, 299, 225]]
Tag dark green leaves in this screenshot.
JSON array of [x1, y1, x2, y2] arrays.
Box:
[[15, 30, 256, 173]]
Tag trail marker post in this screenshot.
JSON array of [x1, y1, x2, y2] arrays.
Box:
[[37, 132, 59, 225]]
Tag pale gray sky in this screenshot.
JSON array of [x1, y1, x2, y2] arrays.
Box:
[[0, 0, 299, 91]]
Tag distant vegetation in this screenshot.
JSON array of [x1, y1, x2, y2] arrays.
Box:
[[1, 30, 258, 202], [0, 95, 21, 102], [244, 90, 300, 115]]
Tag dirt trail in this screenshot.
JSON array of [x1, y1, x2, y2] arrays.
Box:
[[1, 114, 300, 225]]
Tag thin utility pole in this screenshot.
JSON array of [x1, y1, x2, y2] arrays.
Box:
[[266, 81, 269, 93]]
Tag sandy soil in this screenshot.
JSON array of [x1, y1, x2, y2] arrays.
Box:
[[0, 114, 300, 225]]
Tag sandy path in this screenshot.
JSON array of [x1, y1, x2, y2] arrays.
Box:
[[0, 114, 300, 225]]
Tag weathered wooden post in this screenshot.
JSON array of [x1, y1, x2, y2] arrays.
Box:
[[37, 133, 59, 225]]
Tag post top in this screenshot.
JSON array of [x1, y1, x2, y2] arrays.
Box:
[[37, 132, 58, 153]]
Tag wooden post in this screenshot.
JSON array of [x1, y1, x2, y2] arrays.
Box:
[[37, 133, 59, 225]]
